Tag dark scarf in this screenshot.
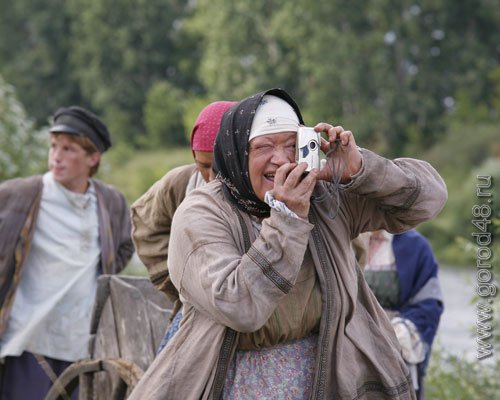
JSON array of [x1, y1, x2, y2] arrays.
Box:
[[213, 88, 304, 218]]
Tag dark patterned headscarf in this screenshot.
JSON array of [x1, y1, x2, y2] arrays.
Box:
[[213, 88, 304, 218]]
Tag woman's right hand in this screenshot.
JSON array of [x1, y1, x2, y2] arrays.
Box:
[[272, 162, 318, 219]]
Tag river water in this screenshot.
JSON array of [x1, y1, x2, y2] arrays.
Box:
[[434, 265, 481, 360]]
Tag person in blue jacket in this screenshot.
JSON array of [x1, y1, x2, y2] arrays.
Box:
[[361, 229, 444, 400]]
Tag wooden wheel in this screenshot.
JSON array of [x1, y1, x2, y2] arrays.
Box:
[[44, 358, 144, 400]]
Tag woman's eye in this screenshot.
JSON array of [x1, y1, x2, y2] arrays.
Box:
[[252, 145, 272, 152]]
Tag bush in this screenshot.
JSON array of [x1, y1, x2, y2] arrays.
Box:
[[419, 121, 500, 266], [426, 347, 499, 399], [143, 81, 186, 147], [0, 75, 48, 181], [98, 146, 193, 204]]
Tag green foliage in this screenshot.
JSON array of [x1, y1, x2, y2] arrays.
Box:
[[418, 121, 500, 265], [490, 65, 500, 117], [143, 81, 186, 147], [0, 75, 48, 181], [426, 348, 500, 399], [186, 0, 500, 157], [0, 0, 83, 125], [454, 89, 492, 123], [424, 122, 500, 177], [188, 0, 300, 100], [97, 146, 193, 205], [67, 0, 198, 146], [1, 0, 497, 158], [0, 0, 499, 265], [103, 106, 136, 150]]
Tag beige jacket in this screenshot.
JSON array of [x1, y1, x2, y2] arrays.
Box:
[[129, 150, 447, 400], [0, 175, 134, 336], [131, 164, 197, 299]]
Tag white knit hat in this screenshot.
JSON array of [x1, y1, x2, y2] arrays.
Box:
[[248, 95, 300, 141]]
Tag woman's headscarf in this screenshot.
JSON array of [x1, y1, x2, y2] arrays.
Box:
[[213, 88, 304, 218], [190, 101, 237, 156]]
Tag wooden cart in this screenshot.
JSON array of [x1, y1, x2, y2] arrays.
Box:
[[45, 274, 173, 400]]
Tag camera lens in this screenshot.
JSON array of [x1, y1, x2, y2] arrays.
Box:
[[309, 140, 317, 150]]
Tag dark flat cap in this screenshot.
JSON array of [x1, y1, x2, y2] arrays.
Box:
[[50, 106, 112, 153]]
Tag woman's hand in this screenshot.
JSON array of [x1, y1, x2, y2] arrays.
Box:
[[272, 162, 318, 219], [314, 123, 362, 183]]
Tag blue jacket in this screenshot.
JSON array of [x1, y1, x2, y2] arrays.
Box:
[[393, 230, 443, 349], [393, 229, 443, 395]]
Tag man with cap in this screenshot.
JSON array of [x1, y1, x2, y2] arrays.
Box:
[[0, 106, 134, 399], [131, 100, 236, 349]]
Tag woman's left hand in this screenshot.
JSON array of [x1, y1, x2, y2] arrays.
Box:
[[314, 123, 363, 183]]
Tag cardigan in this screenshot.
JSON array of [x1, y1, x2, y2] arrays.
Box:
[[0, 175, 134, 336]]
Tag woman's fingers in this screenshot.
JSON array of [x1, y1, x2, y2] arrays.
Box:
[[314, 123, 362, 182], [272, 163, 318, 218], [273, 162, 297, 187]]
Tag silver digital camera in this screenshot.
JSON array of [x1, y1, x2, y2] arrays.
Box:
[[296, 127, 321, 172]]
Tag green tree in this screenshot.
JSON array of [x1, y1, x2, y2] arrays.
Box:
[[0, 75, 48, 181], [0, 0, 84, 125], [68, 0, 199, 147], [143, 80, 186, 147], [274, 1, 383, 146], [278, 0, 500, 156], [188, 0, 301, 101], [189, 0, 499, 156]]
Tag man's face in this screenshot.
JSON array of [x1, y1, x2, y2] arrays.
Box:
[[48, 134, 100, 193], [248, 132, 296, 201], [194, 150, 215, 183]]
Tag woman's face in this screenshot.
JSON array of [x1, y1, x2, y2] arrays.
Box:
[[194, 150, 215, 183], [248, 132, 297, 201]]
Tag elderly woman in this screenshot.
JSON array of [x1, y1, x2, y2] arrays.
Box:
[[128, 88, 447, 400]]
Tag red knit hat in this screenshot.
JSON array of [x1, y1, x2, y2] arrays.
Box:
[[190, 101, 237, 154]]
